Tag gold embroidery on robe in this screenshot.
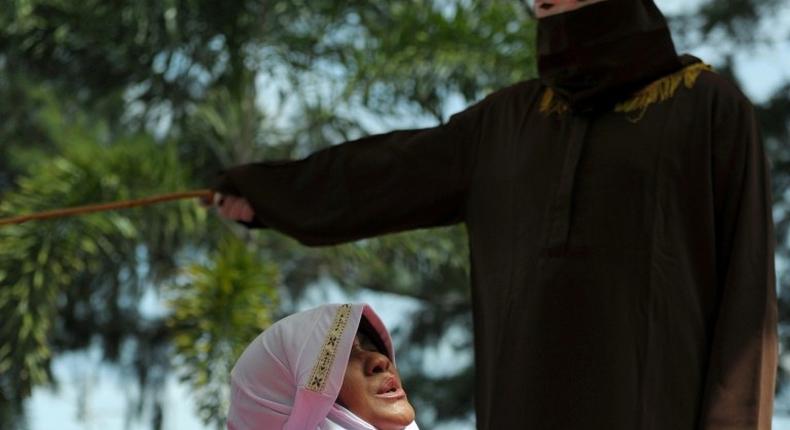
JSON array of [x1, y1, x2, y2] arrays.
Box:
[[540, 62, 713, 121]]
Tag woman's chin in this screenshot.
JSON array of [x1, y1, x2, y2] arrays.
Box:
[[370, 400, 416, 430]]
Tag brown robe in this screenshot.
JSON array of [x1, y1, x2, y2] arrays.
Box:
[[217, 2, 776, 426], [218, 62, 777, 428]]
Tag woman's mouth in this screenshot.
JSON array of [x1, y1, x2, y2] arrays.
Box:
[[375, 377, 406, 400], [374, 387, 406, 400]]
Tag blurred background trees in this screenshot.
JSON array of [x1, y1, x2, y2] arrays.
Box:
[[0, 0, 787, 428]]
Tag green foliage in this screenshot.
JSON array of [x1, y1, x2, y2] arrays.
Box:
[[0, 0, 788, 427], [0, 105, 204, 420], [167, 237, 279, 428], [0, 0, 266, 109], [341, 1, 536, 118], [262, 0, 536, 131], [0, 0, 530, 427]]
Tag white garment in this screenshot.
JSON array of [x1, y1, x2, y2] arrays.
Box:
[[227, 303, 420, 430]]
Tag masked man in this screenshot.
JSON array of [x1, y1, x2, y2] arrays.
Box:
[[215, 0, 778, 428]]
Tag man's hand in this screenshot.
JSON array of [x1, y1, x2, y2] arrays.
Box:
[[215, 194, 256, 223]]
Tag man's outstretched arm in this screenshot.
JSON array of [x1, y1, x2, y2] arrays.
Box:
[[213, 103, 484, 246]]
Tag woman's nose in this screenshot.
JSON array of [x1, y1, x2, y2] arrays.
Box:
[[365, 352, 392, 375]]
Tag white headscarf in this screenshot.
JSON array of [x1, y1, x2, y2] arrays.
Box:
[[227, 303, 420, 430]]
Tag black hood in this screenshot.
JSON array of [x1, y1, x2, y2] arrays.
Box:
[[537, 0, 683, 112]]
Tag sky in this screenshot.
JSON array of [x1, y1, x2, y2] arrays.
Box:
[[25, 0, 790, 429]]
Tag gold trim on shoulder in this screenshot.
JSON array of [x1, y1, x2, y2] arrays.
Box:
[[306, 304, 353, 392], [540, 62, 713, 122]]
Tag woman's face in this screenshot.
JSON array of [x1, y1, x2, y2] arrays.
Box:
[[533, 0, 609, 18], [337, 332, 415, 430]]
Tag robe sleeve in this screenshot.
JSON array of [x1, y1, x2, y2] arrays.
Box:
[[700, 92, 778, 429], [214, 104, 483, 246]]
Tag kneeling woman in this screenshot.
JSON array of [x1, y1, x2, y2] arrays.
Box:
[[228, 303, 419, 430]]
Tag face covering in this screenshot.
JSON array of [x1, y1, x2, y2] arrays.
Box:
[[537, 0, 683, 112]]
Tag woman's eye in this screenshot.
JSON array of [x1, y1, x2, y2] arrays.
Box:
[[361, 340, 379, 352]]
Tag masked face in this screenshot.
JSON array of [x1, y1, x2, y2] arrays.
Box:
[[533, 0, 610, 18], [337, 332, 415, 430]]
